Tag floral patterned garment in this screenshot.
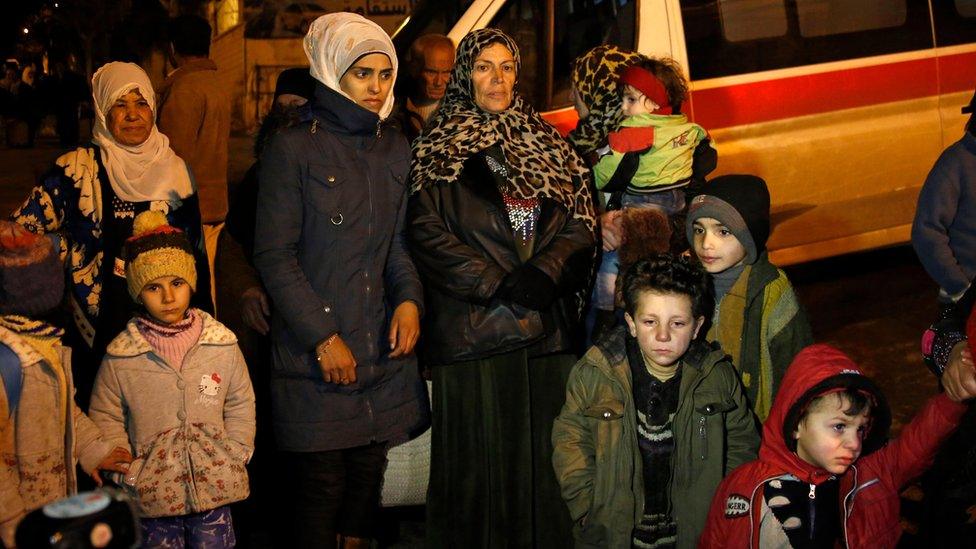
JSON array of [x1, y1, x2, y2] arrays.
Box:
[[11, 145, 207, 348], [88, 311, 254, 518]]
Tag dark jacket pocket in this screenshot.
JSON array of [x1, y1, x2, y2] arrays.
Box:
[[305, 163, 346, 216], [583, 402, 625, 421], [694, 397, 737, 416], [692, 392, 737, 462]]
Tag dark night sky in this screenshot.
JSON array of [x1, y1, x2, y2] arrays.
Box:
[[1, 0, 48, 59]]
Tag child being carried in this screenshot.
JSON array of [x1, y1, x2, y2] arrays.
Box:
[[592, 57, 712, 338]]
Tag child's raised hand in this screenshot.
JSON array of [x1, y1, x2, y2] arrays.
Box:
[[943, 342, 976, 402], [600, 210, 624, 251], [92, 446, 132, 486]]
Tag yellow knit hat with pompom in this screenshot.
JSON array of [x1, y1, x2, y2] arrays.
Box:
[[123, 210, 197, 300]]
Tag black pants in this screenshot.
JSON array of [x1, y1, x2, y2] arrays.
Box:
[[283, 443, 388, 548]]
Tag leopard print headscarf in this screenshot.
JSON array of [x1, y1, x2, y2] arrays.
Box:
[[567, 45, 646, 154], [410, 28, 595, 232]]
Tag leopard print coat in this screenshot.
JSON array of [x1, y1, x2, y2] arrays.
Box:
[[567, 45, 647, 154], [409, 28, 596, 233]]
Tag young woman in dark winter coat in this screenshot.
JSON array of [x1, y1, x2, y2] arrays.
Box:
[[253, 13, 427, 548]]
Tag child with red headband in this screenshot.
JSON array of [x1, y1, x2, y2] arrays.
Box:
[[591, 57, 712, 341]]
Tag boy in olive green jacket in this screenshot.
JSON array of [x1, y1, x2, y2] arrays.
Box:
[[552, 254, 759, 548]]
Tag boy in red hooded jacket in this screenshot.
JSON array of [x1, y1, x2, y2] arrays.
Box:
[[699, 343, 976, 548]]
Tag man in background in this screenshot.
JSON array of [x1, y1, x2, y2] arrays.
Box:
[[396, 34, 454, 141], [157, 14, 231, 308]]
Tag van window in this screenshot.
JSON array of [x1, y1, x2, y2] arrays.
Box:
[[957, 0, 976, 17], [551, 0, 637, 108], [795, 0, 906, 37], [392, 0, 474, 43], [490, 0, 637, 111], [719, 0, 787, 42], [931, 0, 976, 46], [681, 0, 933, 81]]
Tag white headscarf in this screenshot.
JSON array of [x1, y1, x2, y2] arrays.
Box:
[[91, 62, 194, 204], [303, 13, 398, 120]]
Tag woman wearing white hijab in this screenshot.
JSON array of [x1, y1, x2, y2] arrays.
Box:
[[253, 13, 426, 548], [12, 61, 210, 408]]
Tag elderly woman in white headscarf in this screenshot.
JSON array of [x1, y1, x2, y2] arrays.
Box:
[[253, 13, 426, 548], [11, 61, 210, 408]]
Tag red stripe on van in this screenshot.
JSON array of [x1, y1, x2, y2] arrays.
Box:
[[545, 51, 976, 136], [688, 57, 941, 129], [937, 50, 976, 96]]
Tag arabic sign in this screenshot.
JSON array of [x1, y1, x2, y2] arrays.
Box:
[[244, 0, 413, 38]]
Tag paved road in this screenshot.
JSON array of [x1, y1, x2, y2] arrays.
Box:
[[787, 245, 940, 431]]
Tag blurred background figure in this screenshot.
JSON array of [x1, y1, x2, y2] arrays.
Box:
[[11, 62, 40, 148], [395, 33, 454, 141], [50, 55, 89, 147], [0, 61, 19, 147], [158, 14, 231, 310], [913, 90, 976, 317]]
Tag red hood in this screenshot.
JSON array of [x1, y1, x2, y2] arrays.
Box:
[[758, 344, 890, 484]]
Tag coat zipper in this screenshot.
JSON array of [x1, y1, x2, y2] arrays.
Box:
[[842, 465, 857, 548], [667, 360, 708, 516], [699, 415, 707, 460], [56, 347, 77, 492], [808, 483, 816, 539], [364, 150, 377, 440]]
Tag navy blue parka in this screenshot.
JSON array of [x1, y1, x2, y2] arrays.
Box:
[[254, 83, 427, 452]]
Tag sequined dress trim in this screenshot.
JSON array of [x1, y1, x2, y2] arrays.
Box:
[[485, 153, 540, 245]]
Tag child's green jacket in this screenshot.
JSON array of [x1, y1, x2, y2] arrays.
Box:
[[551, 328, 759, 548]]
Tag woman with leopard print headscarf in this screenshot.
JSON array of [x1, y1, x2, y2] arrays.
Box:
[[408, 28, 596, 547]]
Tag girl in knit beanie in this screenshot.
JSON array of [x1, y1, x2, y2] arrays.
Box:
[[89, 211, 255, 548]]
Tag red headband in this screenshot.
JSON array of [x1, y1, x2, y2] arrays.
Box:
[[619, 65, 671, 114]]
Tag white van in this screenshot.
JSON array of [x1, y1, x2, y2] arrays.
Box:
[[393, 0, 976, 265]]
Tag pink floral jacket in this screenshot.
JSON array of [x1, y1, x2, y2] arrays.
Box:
[[89, 311, 255, 518]]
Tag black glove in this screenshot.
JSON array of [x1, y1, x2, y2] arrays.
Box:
[[496, 264, 557, 311]]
